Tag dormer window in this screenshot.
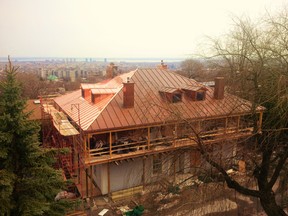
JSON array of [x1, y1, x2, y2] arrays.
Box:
[[159, 87, 183, 103], [196, 90, 205, 101], [81, 83, 118, 104], [91, 88, 118, 104], [172, 93, 182, 103], [182, 85, 207, 101]]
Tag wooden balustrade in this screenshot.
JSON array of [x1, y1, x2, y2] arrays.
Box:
[[85, 125, 254, 165]]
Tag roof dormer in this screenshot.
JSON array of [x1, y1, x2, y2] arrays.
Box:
[[91, 88, 118, 104], [81, 83, 118, 104], [159, 87, 183, 103], [182, 86, 207, 101]]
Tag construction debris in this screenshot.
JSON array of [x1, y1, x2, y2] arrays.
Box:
[[98, 208, 108, 216]]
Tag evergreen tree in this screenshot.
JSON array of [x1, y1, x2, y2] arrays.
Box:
[[0, 59, 70, 216]]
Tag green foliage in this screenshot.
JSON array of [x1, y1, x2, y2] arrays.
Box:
[[125, 205, 144, 216], [0, 59, 71, 215]]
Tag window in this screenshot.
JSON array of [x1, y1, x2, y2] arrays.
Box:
[[172, 93, 182, 103], [159, 87, 183, 103], [196, 91, 205, 101], [182, 87, 207, 101], [153, 155, 162, 174]]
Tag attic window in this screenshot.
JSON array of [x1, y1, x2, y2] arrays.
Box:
[[159, 87, 183, 103], [172, 93, 182, 103], [196, 91, 205, 101], [182, 86, 207, 101]]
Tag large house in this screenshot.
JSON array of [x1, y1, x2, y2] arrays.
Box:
[[41, 65, 264, 198]]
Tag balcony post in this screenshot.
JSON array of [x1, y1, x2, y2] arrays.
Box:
[[236, 116, 240, 132], [86, 135, 90, 162]]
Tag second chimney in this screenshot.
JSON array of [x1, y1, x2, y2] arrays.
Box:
[[214, 77, 225, 100], [123, 77, 134, 108], [157, 60, 168, 70]]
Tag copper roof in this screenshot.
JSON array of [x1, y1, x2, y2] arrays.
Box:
[[54, 71, 135, 130], [91, 88, 119, 95], [53, 68, 264, 132]]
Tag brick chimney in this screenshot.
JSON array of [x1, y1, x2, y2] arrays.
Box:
[[213, 77, 225, 100], [157, 60, 168, 70], [123, 77, 134, 108]]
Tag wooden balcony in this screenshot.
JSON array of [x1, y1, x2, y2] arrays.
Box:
[[85, 126, 253, 166]]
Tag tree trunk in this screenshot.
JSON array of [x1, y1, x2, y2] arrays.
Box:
[[260, 193, 287, 216]]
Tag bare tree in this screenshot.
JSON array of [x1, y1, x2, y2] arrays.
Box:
[[180, 59, 205, 80], [197, 11, 288, 215], [16, 72, 43, 99]]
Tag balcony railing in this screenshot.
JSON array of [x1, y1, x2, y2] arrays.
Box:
[[86, 126, 254, 165]]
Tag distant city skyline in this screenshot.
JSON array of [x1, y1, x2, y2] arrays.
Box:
[[0, 0, 286, 59], [0, 56, 185, 63]]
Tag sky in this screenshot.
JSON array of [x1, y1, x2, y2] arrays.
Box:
[[0, 0, 287, 59]]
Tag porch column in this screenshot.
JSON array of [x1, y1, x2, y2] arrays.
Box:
[[143, 157, 146, 190], [77, 153, 81, 185], [109, 132, 112, 157], [90, 166, 93, 197], [88, 135, 91, 149], [85, 168, 89, 198], [236, 116, 240, 132], [107, 163, 111, 195], [87, 135, 91, 161]]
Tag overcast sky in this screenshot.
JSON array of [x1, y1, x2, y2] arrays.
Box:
[[0, 0, 286, 58]]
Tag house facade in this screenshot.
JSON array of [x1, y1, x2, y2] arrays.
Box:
[[41, 66, 264, 198]]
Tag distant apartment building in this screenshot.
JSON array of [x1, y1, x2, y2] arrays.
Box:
[[39, 66, 88, 82]]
